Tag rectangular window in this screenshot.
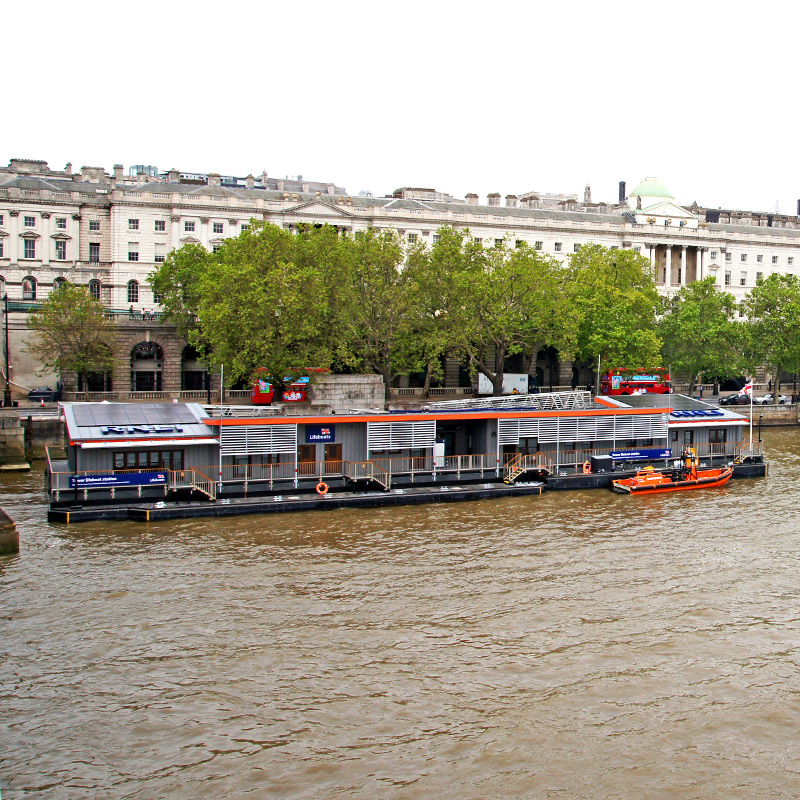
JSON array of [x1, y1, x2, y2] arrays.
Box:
[[739, 303, 745, 318], [407, 233, 417, 244], [573, 243, 581, 253], [155, 220, 166, 232], [710, 251, 717, 260], [516, 240, 524, 248], [534, 241, 543, 250], [24, 216, 36, 227], [213, 222, 224, 234], [725, 252, 732, 262], [634, 246, 641, 253], [724, 270, 731, 286], [772, 255, 779, 264], [0, 214, 4, 225], [24, 239, 35, 258], [89, 242, 100, 262], [790, 257, 795, 265], [474, 237, 482, 244], [128, 219, 139, 230], [240, 223, 250, 231], [128, 243, 139, 262], [55, 240, 67, 260], [494, 239, 504, 248], [0, 240, 3, 257], [554, 242, 562, 252], [708, 428, 727, 444], [741, 253, 747, 262], [56, 217, 66, 229], [432, 234, 440, 243], [184, 221, 195, 232], [757, 254, 763, 263], [756, 271, 763, 283], [89, 220, 100, 231], [740, 271, 747, 286], [154, 255, 165, 263], [212, 244, 222, 253]]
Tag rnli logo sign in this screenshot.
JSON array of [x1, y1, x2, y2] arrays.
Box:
[[306, 425, 335, 443]]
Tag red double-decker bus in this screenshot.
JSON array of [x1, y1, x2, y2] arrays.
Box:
[[600, 367, 671, 396]]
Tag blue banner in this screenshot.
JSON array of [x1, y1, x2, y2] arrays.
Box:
[[69, 471, 167, 488], [305, 424, 335, 443], [609, 448, 672, 461]]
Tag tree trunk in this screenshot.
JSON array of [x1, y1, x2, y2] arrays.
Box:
[[421, 360, 433, 399]]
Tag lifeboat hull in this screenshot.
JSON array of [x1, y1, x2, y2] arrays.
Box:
[[612, 466, 734, 494]]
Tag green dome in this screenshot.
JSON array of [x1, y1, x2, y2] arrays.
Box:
[[629, 177, 673, 199]]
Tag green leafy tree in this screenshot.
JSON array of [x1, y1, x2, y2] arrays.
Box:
[[26, 283, 116, 384], [148, 242, 212, 341], [337, 229, 415, 394], [194, 221, 339, 389], [436, 231, 572, 396], [566, 244, 662, 384], [660, 277, 744, 396], [743, 273, 800, 403]]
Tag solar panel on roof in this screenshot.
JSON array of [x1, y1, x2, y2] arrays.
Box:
[[72, 404, 199, 428]]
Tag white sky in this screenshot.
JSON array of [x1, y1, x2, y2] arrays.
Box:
[[8, 1, 800, 213]]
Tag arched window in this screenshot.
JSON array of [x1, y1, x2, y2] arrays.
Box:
[[88, 279, 101, 301], [130, 341, 164, 392], [181, 344, 208, 391], [22, 276, 37, 300], [127, 279, 139, 304], [53, 277, 67, 291]]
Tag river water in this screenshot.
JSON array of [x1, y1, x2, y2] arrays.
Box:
[[1, 428, 799, 799]]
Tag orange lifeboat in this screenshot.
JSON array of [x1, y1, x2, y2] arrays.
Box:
[[611, 448, 734, 495]]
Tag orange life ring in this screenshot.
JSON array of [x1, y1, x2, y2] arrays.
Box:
[[316, 482, 329, 496], [582, 461, 591, 475]]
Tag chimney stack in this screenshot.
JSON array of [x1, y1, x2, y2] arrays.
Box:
[[208, 173, 221, 187], [168, 168, 179, 183], [245, 174, 255, 189], [487, 192, 501, 206], [619, 181, 626, 204], [505, 194, 518, 208], [113, 164, 123, 179], [465, 193, 479, 205]]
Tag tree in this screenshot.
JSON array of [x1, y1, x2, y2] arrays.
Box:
[[148, 243, 212, 341], [194, 221, 340, 389], [26, 283, 117, 384], [743, 273, 800, 403], [566, 244, 662, 384], [337, 229, 415, 394], [432, 230, 572, 395], [660, 277, 744, 396]]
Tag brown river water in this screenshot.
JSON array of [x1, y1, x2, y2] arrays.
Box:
[[1, 428, 800, 799]]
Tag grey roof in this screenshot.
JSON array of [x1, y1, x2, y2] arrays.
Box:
[[63, 402, 214, 443], [608, 393, 748, 421]]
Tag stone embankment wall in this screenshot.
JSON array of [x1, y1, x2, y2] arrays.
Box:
[[0, 412, 25, 463], [309, 375, 385, 413], [754, 405, 799, 427], [0, 507, 19, 555]]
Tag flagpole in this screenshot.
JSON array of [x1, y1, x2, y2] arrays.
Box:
[[749, 380, 753, 453]]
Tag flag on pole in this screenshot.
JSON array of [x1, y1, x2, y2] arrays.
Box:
[[738, 380, 753, 397]]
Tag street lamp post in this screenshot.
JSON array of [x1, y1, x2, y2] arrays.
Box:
[[3, 294, 11, 407]]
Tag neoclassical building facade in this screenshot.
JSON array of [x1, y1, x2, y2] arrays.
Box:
[[2, 158, 798, 398]]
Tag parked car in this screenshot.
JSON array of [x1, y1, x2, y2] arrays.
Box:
[[718, 393, 750, 405], [753, 393, 789, 405]]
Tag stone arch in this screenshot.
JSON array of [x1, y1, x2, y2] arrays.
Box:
[[130, 341, 164, 391], [181, 344, 208, 391]]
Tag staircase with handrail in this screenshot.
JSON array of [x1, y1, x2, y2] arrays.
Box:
[[504, 453, 553, 484]]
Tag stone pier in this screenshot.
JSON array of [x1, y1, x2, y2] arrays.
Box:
[[0, 507, 19, 555]]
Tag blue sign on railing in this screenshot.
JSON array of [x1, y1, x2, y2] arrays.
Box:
[[69, 471, 167, 489], [609, 448, 672, 461]]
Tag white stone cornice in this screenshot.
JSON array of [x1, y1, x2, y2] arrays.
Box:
[[19, 231, 40, 239], [50, 232, 72, 240]]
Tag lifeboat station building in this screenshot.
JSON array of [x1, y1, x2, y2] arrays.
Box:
[[47, 392, 761, 521]]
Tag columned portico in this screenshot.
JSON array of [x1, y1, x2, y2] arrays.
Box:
[[680, 246, 687, 286], [665, 246, 672, 288]]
